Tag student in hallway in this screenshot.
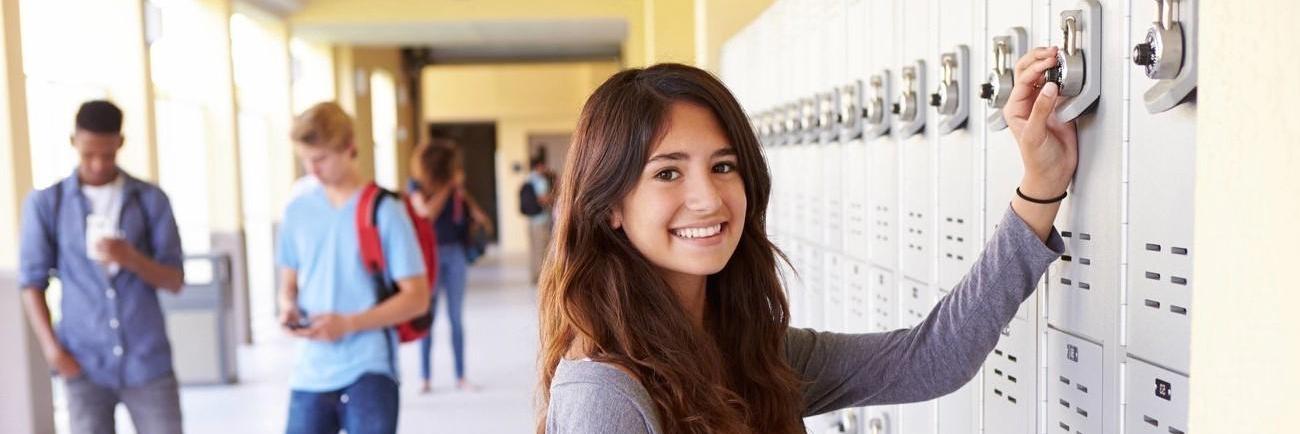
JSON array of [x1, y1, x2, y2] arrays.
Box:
[[18, 100, 186, 434], [408, 138, 494, 393], [521, 149, 556, 285], [278, 102, 430, 434]]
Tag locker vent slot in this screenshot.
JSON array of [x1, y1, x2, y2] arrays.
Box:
[[1170, 305, 1188, 315], [1059, 376, 1071, 385], [1145, 299, 1162, 309], [1059, 398, 1070, 408], [1075, 407, 1088, 418], [1171, 247, 1188, 255], [1079, 233, 1092, 240], [1076, 383, 1089, 393], [1059, 422, 1070, 431], [1079, 258, 1091, 265], [1145, 272, 1162, 280], [1171, 276, 1188, 285], [1144, 415, 1160, 427], [1007, 395, 1017, 403], [1062, 231, 1073, 238], [994, 388, 1003, 396], [1061, 255, 1073, 262], [1170, 428, 1185, 434], [1146, 243, 1162, 252], [1007, 375, 1018, 383], [1078, 282, 1091, 290], [1007, 354, 1018, 362], [1061, 278, 1073, 285]]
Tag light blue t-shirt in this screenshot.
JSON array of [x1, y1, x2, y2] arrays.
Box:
[[276, 185, 427, 392], [526, 171, 552, 225]]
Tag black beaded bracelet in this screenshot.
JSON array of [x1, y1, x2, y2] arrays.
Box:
[[1016, 187, 1067, 204]]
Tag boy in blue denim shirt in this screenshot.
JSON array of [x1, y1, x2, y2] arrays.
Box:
[[18, 100, 186, 434], [278, 102, 430, 434]]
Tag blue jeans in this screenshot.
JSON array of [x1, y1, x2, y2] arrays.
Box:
[[285, 373, 399, 434], [420, 242, 469, 381]]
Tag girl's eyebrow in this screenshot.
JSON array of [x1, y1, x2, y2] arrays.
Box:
[[647, 147, 736, 163]]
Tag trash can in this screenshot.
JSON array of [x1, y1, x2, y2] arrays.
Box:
[[158, 253, 238, 385]]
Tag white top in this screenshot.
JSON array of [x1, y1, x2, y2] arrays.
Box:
[[83, 174, 126, 275]]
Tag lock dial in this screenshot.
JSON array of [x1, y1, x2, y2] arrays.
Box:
[[1134, 0, 1197, 113], [892, 60, 927, 138], [862, 70, 892, 140], [983, 28, 1028, 131], [1051, 0, 1103, 123]]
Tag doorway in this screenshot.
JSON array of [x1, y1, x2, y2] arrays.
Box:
[[427, 122, 499, 244]]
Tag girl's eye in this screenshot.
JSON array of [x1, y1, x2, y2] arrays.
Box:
[[654, 169, 681, 181], [714, 162, 738, 174]]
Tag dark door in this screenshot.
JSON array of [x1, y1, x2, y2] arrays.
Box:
[[429, 122, 499, 244]]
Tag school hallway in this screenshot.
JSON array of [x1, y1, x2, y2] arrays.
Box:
[[97, 251, 538, 434]]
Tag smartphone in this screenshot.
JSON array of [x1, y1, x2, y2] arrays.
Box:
[[284, 309, 310, 330]]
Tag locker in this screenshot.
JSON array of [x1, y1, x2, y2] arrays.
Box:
[[896, 0, 933, 284], [897, 278, 937, 434], [867, 267, 896, 333], [1047, 328, 1105, 434], [1046, 0, 1122, 346], [806, 248, 827, 330], [822, 125, 846, 250], [934, 0, 978, 293], [983, 317, 1037, 434], [866, 138, 898, 268], [787, 240, 808, 328], [824, 253, 846, 333], [845, 260, 871, 332], [843, 138, 871, 262], [1124, 357, 1189, 434], [1125, 0, 1197, 375], [936, 379, 978, 434]]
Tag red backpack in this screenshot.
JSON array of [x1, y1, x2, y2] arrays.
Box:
[[355, 183, 437, 343]]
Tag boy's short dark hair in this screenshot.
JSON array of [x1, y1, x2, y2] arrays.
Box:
[[75, 100, 124, 134], [530, 148, 547, 168]]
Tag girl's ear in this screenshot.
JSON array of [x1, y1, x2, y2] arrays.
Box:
[[610, 207, 624, 230]]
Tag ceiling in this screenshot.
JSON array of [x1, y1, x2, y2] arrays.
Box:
[[292, 18, 627, 62]]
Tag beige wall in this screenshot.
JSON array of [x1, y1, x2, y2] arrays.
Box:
[[697, 0, 775, 72], [421, 61, 620, 254], [332, 46, 414, 187], [1189, 2, 1300, 432]]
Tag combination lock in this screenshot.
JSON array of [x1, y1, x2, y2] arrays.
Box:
[[1133, 0, 1184, 79], [865, 75, 886, 125], [930, 55, 959, 115], [981, 38, 1015, 108], [1047, 15, 1086, 97], [894, 67, 919, 122]]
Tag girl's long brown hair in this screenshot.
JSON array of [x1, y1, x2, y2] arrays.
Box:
[[537, 63, 804, 433]]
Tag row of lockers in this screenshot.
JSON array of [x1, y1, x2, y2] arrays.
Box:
[[719, 0, 1197, 433]]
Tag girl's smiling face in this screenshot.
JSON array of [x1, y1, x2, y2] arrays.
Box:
[[613, 101, 747, 281]]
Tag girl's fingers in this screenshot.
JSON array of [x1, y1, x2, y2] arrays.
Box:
[[1014, 47, 1058, 75]]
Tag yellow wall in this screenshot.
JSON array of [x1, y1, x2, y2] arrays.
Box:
[[1190, 1, 1300, 432], [698, 0, 775, 72], [421, 61, 620, 254], [331, 46, 414, 188]]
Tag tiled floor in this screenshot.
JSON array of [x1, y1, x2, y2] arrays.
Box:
[[74, 251, 539, 434]]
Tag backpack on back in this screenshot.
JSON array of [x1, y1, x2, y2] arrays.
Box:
[[355, 183, 437, 343], [519, 182, 543, 216]]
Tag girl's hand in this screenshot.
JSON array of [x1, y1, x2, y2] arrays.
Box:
[[1003, 46, 1079, 199]]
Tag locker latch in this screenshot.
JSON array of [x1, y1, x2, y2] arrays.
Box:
[[1049, 0, 1103, 122], [891, 61, 927, 138], [982, 28, 1028, 131], [800, 98, 818, 143], [1133, 0, 1198, 113], [931, 56, 959, 115], [838, 80, 865, 141], [818, 91, 839, 143], [1133, 0, 1184, 80], [866, 74, 886, 125], [891, 66, 918, 121], [1046, 15, 1086, 97], [862, 71, 892, 140], [981, 39, 1015, 109], [931, 46, 970, 134]]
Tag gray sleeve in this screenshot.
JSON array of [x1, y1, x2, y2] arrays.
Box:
[[547, 382, 654, 434], [786, 206, 1064, 416]]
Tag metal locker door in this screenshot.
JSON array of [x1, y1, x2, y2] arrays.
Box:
[[865, 265, 897, 434], [983, 316, 1038, 434], [1046, 328, 1105, 434], [1044, 0, 1120, 347], [895, 0, 935, 287], [845, 259, 871, 332], [864, 0, 897, 273], [897, 278, 937, 434], [805, 247, 827, 330], [934, 1, 977, 300], [1124, 357, 1189, 434], [1125, 0, 1197, 376], [824, 253, 847, 333]]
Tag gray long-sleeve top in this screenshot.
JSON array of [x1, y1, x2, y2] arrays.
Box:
[[546, 207, 1064, 433]]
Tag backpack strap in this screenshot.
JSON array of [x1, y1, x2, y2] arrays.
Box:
[[356, 183, 386, 277], [353, 182, 399, 374]]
